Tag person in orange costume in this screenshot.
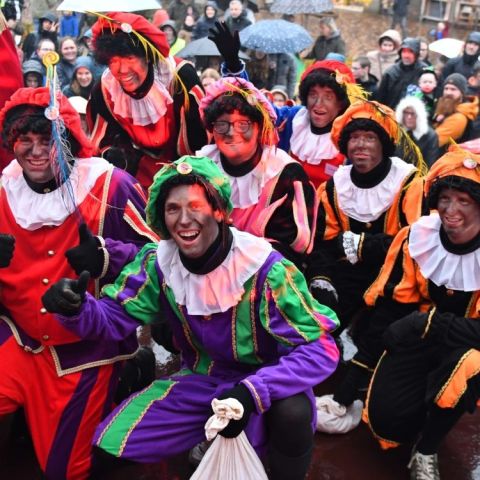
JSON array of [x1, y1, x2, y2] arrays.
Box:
[[363, 147, 480, 480]]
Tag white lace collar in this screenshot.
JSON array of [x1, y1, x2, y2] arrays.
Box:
[[102, 58, 175, 126], [409, 213, 480, 291], [1, 157, 111, 231], [196, 144, 294, 208], [334, 157, 416, 222], [156, 227, 273, 315], [289, 107, 339, 165]]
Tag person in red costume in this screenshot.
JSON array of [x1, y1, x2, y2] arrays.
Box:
[[0, 87, 157, 480], [0, 11, 22, 171], [87, 12, 208, 189]]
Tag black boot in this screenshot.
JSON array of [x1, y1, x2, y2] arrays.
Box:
[[114, 346, 156, 404], [268, 445, 313, 480]]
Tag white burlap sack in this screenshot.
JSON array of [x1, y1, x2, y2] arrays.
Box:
[[315, 394, 363, 434], [190, 398, 268, 480]]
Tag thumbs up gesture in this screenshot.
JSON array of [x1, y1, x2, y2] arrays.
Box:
[[66, 224, 104, 278], [42, 271, 90, 316]]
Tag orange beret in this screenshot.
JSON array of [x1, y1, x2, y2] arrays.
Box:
[[330, 100, 399, 150], [425, 145, 480, 195]]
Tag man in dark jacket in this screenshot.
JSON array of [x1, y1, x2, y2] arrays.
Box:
[[351, 56, 378, 99], [391, 0, 409, 38], [224, 0, 251, 32], [441, 31, 480, 83], [376, 37, 427, 109], [305, 16, 345, 61]]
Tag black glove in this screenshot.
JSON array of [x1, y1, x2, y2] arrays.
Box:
[[382, 311, 428, 353], [208, 21, 242, 73], [0, 234, 15, 268], [103, 135, 141, 177], [65, 224, 104, 278], [42, 271, 90, 316], [151, 320, 179, 354], [103, 146, 128, 171], [310, 285, 338, 311], [216, 384, 255, 438]]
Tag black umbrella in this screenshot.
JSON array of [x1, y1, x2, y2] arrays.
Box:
[[177, 37, 250, 59]]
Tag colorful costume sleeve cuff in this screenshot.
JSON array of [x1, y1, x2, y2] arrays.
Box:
[[57, 293, 139, 341]]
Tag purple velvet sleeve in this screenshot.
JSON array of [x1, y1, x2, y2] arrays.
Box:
[[241, 337, 339, 414], [101, 238, 140, 284], [57, 293, 139, 341]]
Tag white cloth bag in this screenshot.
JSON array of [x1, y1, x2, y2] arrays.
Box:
[[190, 398, 269, 480]]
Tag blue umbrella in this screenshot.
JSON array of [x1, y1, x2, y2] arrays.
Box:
[[239, 19, 313, 54], [270, 0, 333, 14]]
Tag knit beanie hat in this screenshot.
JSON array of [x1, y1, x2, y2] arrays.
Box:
[[443, 73, 467, 96], [147, 155, 233, 238]]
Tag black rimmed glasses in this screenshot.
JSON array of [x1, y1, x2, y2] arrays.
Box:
[[211, 120, 252, 134]]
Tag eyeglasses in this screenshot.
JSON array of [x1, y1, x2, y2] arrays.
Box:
[[212, 120, 252, 134]]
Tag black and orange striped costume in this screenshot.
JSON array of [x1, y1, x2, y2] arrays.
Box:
[[306, 160, 426, 331], [363, 219, 480, 450]]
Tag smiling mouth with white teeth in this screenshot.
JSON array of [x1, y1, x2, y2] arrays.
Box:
[[178, 231, 200, 241]]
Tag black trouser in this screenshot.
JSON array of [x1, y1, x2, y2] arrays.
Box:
[[367, 342, 479, 447]]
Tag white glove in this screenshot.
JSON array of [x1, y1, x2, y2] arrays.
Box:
[[342, 231, 361, 265]]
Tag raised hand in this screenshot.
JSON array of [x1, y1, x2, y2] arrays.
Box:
[[42, 271, 90, 316], [208, 21, 242, 72], [0, 234, 15, 268], [65, 224, 104, 277]]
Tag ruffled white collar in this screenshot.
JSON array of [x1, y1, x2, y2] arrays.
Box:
[[156, 227, 273, 315], [409, 213, 480, 291], [102, 58, 175, 126], [334, 157, 416, 222], [289, 107, 339, 164], [196, 144, 294, 208], [1, 157, 111, 231]]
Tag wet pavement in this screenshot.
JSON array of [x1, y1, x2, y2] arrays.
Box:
[[3, 358, 480, 480]]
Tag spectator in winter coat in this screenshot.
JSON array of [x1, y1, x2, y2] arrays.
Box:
[[441, 31, 480, 83], [434, 73, 480, 147], [56, 37, 78, 90], [22, 59, 44, 88], [191, 1, 219, 40], [367, 29, 402, 81], [268, 53, 297, 99], [395, 95, 440, 167], [22, 12, 58, 60], [376, 37, 427, 109], [391, 0, 409, 38], [167, 0, 199, 32], [59, 11, 79, 38], [62, 56, 95, 100], [305, 17, 345, 61], [160, 20, 186, 56], [224, 0, 252, 33], [351, 56, 378, 98]]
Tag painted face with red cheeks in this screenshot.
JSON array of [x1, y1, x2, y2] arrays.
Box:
[[108, 55, 148, 93], [164, 183, 223, 259], [437, 187, 480, 244], [212, 110, 260, 166], [307, 85, 344, 129], [347, 129, 383, 174], [14, 132, 54, 183]]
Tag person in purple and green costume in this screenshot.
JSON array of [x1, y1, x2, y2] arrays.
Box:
[[43, 155, 340, 480]]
